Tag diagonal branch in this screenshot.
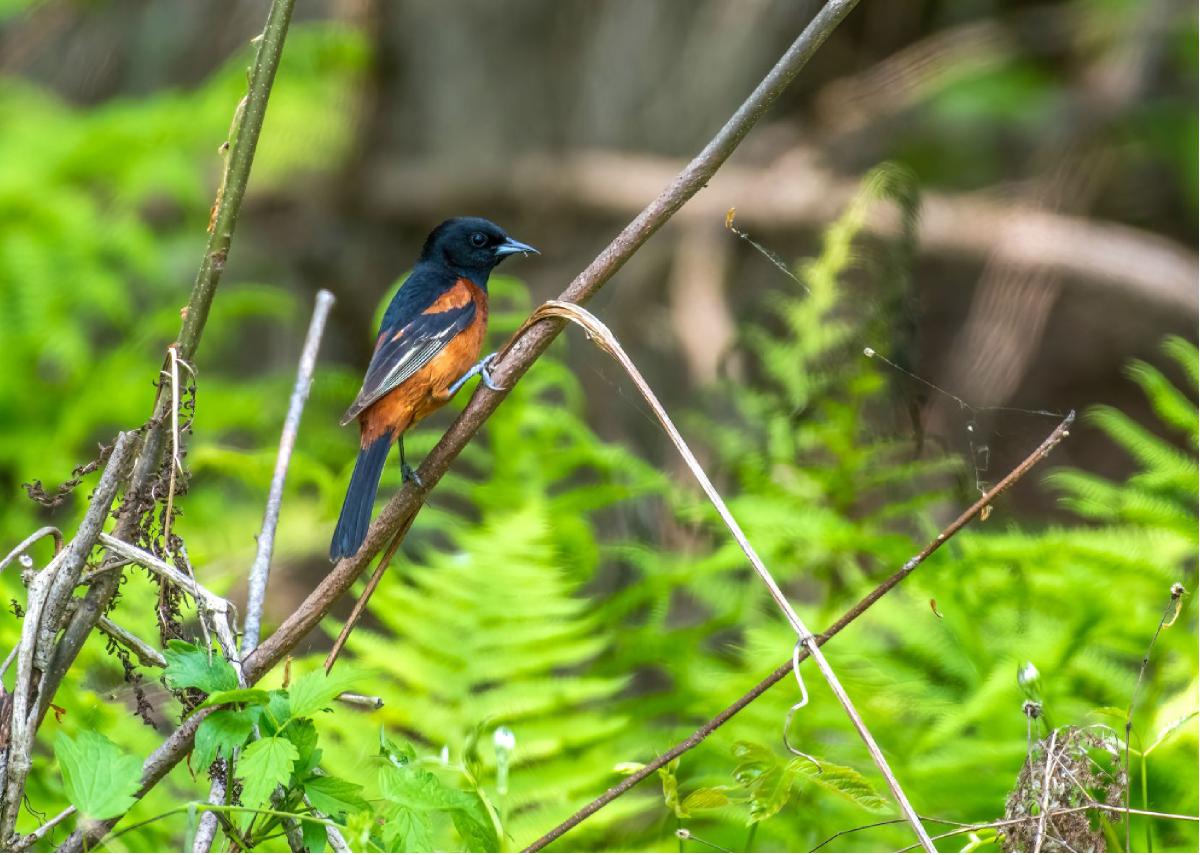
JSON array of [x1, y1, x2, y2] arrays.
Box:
[[522, 301, 935, 849], [522, 409, 1075, 851], [56, 3, 863, 847]]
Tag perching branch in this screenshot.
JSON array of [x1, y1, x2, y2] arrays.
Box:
[[245, 0, 865, 684], [519, 301, 934, 850], [56, 3, 864, 847], [521, 409, 1076, 852]]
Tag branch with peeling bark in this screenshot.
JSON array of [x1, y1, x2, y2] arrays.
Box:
[[0, 0, 297, 847]]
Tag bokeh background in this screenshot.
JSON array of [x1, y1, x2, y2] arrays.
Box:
[[1, 0, 1196, 852]]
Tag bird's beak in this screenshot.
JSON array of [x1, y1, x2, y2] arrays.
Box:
[[495, 236, 539, 258]]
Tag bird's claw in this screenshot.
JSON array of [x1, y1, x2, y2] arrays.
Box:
[[401, 463, 423, 487], [480, 353, 506, 392]]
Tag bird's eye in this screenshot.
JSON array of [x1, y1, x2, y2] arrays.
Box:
[[470, 232, 488, 248]]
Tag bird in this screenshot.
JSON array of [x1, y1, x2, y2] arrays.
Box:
[[329, 217, 538, 561]]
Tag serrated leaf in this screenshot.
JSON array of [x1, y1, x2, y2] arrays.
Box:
[[287, 669, 363, 719], [682, 787, 733, 812], [239, 736, 299, 809], [731, 742, 792, 824], [788, 756, 889, 813], [379, 765, 473, 811], [382, 805, 434, 853], [195, 688, 271, 711], [304, 775, 370, 817], [378, 765, 496, 851], [193, 708, 256, 772], [54, 731, 142, 819], [163, 640, 237, 694]]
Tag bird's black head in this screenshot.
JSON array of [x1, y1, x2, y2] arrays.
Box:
[[420, 216, 538, 287]]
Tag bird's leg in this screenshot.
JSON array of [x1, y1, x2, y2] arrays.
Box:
[[398, 435, 422, 487], [447, 351, 506, 395]]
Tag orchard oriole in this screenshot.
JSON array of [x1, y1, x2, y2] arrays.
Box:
[[329, 217, 537, 561]]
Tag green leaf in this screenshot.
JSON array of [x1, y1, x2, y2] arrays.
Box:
[[658, 759, 685, 818], [378, 765, 497, 850], [301, 819, 327, 854], [194, 688, 271, 711], [731, 742, 793, 824], [263, 689, 292, 732], [451, 798, 500, 853], [380, 733, 416, 766], [288, 719, 322, 776], [54, 731, 142, 820], [682, 787, 733, 812], [163, 640, 238, 694], [193, 708, 256, 771], [238, 736, 299, 809], [382, 805, 434, 853], [287, 668, 363, 719], [788, 756, 889, 814], [304, 775, 370, 818], [379, 765, 473, 811]]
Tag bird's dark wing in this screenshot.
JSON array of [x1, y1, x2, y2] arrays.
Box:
[[339, 301, 477, 425]]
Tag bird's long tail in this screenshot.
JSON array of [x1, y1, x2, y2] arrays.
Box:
[[330, 433, 392, 561]]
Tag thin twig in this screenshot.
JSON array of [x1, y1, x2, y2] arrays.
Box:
[[323, 515, 415, 672], [6, 805, 76, 852], [163, 346, 184, 553], [521, 301, 934, 850], [242, 289, 336, 656], [521, 409, 1075, 852], [896, 803, 1200, 853], [1124, 581, 1187, 850], [56, 3, 863, 845], [335, 692, 384, 710], [96, 616, 168, 669], [193, 768, 231, 854], [1033, 729, 1059, 853], [96, 533, 239, 663], [0, 528, 63, 576]]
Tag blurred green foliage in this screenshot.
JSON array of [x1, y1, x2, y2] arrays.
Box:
[[1, 11, 1196, 855]]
